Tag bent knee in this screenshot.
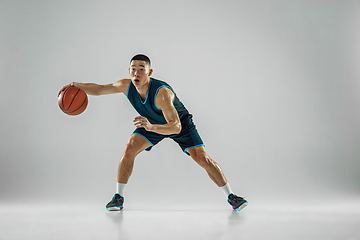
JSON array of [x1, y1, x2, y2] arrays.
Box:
[[123, 142, 141, 159]]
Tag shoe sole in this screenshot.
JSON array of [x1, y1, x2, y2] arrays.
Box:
[[233, 201, 248, 211], [106, 206, 123, 211]]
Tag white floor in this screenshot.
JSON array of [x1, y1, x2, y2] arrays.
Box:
[[1, 202, 360, 240]]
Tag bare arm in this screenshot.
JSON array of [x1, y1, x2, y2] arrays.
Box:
[[134, 87, 181, 135], [59, 79, 130, 96]]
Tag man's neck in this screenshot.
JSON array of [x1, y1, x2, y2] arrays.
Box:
[[136, 78, 151, 101]]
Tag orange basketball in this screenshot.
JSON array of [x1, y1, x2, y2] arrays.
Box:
[[58, 86, 88, 115]]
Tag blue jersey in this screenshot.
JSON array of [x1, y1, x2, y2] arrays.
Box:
[[127, 78, 189, 125], [127, 78, 204, 154]]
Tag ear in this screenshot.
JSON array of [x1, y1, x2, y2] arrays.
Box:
[[148, 69, 153, 77]]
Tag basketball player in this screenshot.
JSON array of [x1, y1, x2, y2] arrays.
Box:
[[60, 54, 248, 211]]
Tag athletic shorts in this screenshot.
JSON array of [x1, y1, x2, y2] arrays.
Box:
[[132, 114, 204, 156]]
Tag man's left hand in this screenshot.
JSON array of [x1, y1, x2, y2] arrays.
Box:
[[134, 116, 153, 131]]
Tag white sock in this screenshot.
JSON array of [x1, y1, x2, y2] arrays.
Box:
[[116, 183, 127, 196], [220, 183, 233, 197]]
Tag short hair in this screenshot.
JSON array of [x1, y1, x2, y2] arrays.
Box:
[[130, 54, 151, 68]]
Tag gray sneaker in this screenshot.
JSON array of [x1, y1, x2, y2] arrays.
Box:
[[227, 193, 248, 211], [106, 193, 124, 211]]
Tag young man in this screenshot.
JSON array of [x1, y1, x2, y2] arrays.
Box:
[[60, 54, 248, 211]]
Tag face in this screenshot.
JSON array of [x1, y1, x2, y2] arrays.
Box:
[[129, 60, 153, 87]]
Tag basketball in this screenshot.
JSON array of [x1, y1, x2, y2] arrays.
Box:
[[58, 86, 88, 115]]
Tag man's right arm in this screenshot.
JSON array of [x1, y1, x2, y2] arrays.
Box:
[[59, 79, 131, 96]]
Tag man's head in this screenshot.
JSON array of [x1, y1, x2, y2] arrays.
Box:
[[130, 54, 151, 69], [129, 54, 153, 86]]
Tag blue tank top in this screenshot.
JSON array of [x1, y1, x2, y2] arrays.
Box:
[[127, 78, 189, 125]]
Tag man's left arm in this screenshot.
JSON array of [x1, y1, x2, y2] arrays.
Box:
[[133, 87, 182, 135]]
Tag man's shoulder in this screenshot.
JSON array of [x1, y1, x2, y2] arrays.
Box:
[[151, 78, 174, 91], [156, 86, 173, 95], [114, 79, 131, 94], [115, 78, 131, 85]]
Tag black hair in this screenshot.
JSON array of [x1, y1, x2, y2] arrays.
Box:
[[130, 54, 151, 67]]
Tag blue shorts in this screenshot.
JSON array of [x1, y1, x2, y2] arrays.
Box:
[[132, 114, 204, 156]]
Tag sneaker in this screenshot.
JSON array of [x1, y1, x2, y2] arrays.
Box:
[[106, 193, 124, 211], [227, 193, 248, 211]]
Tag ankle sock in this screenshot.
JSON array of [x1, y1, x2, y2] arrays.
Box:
[[220, 183, 233, 197], [116, 183, 127, 196]]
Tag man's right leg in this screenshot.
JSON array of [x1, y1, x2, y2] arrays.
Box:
[[106, 134, 152, 211], [117, 134, 152, 183]]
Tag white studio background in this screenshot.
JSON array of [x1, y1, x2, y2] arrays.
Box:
[[0, 0, 359, 207]]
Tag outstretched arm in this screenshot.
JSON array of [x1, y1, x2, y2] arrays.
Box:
[[59, 79, 130, 96], [134, 87, 181, 135]]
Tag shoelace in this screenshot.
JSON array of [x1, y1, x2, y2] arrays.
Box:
[[230, 195, 243, 202], [111, 195, 120, 203]]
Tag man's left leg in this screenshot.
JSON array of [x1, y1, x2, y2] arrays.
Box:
[[187, 146, 227, 187], [187, 146, 248, 210]]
